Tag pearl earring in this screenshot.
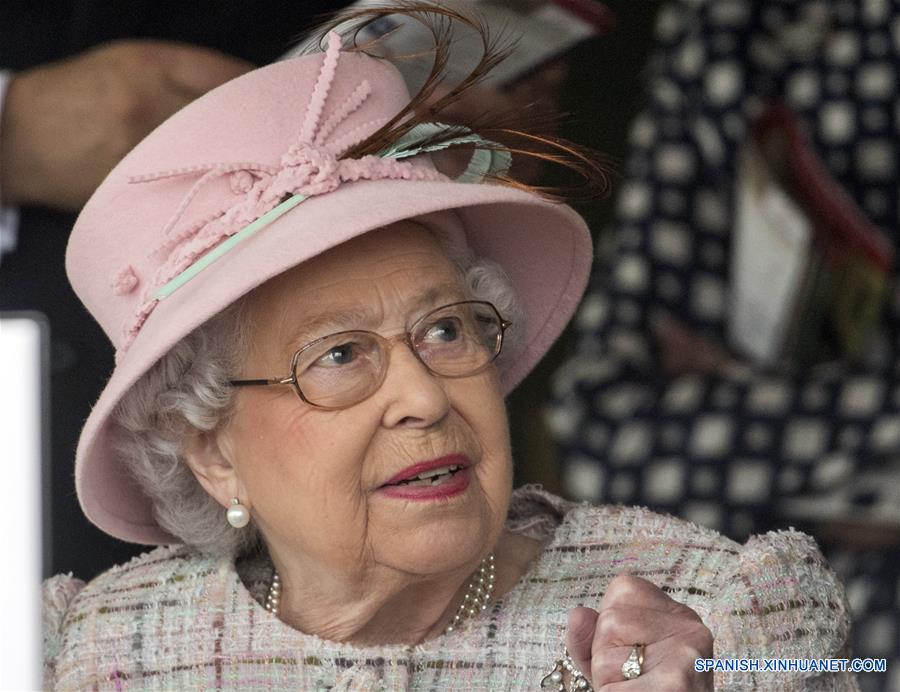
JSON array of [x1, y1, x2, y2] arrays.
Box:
[[226, 497, 250, 528]]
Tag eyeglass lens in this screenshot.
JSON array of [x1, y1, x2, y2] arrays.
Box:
[[293, 302, 503, 408]]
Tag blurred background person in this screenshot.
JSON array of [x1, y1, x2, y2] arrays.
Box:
[[548, 2, 900, 690]]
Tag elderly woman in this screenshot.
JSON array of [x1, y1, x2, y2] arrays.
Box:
[[44, 6, 855, 691]]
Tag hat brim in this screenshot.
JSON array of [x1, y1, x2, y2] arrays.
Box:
[[75, 178, 591, 544]]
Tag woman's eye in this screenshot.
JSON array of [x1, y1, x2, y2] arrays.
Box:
[[315, 343, 357, 367], [423, 318, 461, 343]]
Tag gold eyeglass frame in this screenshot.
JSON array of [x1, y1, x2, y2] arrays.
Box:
[[229, 300, 511, 410]]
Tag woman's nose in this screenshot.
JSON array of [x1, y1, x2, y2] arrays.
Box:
[[378, 338, 451, 428]]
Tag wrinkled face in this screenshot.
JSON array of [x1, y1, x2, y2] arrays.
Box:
[[216, 220, 513, 579]]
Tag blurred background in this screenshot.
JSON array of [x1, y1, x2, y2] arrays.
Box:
[[2, 1, 897, 690]]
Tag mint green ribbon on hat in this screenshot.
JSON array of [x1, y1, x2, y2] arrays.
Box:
[[151, 124, 511, 301]]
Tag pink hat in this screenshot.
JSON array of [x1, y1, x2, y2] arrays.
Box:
[[66, 33, 592, 544]]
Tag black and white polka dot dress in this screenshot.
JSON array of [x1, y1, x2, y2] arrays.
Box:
[[549, 2, 900, 688]]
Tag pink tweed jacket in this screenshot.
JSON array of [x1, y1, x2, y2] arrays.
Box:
[[43, 488, 857, 690]]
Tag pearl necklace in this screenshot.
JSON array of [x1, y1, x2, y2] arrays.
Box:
[[264, 553, 496, 636], [444, 553, 495, 634]]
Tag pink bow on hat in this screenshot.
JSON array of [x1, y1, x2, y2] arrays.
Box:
[[113, 31, 446, 355]]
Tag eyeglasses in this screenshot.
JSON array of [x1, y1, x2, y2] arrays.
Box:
[[229, 301, 511, 410]]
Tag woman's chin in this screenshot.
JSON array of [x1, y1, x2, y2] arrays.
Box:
[[370, 507, 500, 577], [386, 538, 491, 579]]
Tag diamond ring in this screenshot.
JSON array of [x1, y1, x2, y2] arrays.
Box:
[[621, 644, 645, 680]]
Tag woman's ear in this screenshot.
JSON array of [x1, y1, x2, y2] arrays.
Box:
[[182, 428, 248, 511]]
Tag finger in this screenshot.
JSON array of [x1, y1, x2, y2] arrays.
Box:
[[597, 665, 713, 692], [565, 607, 599, 682], [158, 43, 254, 96], [590, 643, 645, 689], [593, 642, 713, 691], [129, 44, 253, 138], [589, 610, 713, 690], [592, 605, 711, 652], [599, 575, 701, 621]]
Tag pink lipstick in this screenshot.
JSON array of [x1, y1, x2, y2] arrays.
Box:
[[379, 454, 472, 501]]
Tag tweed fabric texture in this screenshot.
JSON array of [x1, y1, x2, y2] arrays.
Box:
[[43, 488, 856, 690]]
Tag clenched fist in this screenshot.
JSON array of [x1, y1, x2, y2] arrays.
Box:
[[565, 575, 714, 690]]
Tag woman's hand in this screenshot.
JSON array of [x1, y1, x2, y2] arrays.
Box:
[[565, 575, 714, 690]]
